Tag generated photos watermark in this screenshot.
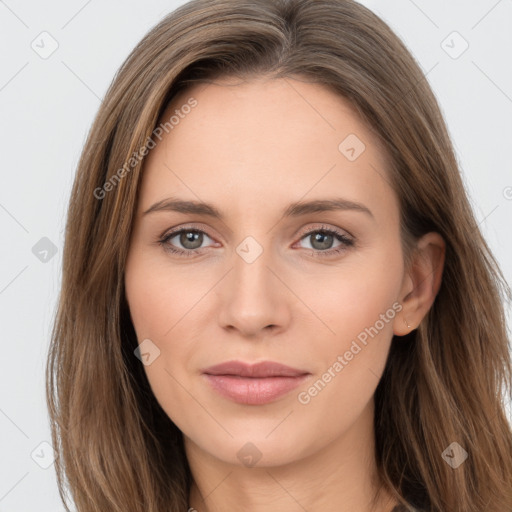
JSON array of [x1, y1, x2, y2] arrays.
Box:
[[297, 301, 403, 405], [93, 97, 198, 200]]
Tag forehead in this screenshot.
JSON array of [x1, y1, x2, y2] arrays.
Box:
[[138, 77, 398, 227]]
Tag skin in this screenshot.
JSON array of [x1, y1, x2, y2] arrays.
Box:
[[124, 76, 445, 512]]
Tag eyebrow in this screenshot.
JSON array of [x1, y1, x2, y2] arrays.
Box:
[[143, 197, 374, 220]]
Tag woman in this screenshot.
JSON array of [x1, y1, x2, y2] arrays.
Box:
[[46, 1, 512, 511]]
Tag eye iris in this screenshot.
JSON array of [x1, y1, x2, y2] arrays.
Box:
[[180, 230, 203, 250], [311, 232, 333, 250]]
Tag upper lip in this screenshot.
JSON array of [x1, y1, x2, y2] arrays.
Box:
[[202, 360, 309, 378]]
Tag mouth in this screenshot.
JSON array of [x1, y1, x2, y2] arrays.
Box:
[[201, 360, 311, 405]]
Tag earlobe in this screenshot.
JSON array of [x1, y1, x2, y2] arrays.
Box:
[[393, 304, 416, 337], [393, 273, 415, 337], [393, 232, 446, 337]]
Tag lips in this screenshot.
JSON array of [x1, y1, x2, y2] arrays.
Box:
[[202, 360, 309, 378], [201, 360, 311, 405]]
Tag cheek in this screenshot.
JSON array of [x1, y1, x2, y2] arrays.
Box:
[[125, 247, 207, 341], [297, 247, 403, 347], [126, 272, 176, 339], [289, 245, 403, 412], [125, 253, 205, 430]]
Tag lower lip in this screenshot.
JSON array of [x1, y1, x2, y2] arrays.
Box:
[[203, 374, 310, 405]]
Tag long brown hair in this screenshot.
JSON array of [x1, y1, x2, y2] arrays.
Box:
[[46, 1, 512, 510]]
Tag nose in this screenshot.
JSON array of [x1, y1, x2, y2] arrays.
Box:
[[216, 244, 292, 339]]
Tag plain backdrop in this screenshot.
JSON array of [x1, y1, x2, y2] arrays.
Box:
[[0, 0, 511, 510]]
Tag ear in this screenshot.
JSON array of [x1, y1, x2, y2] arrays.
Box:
[[393, 232, 446, 336]]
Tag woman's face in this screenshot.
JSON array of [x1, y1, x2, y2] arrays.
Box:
[[125, 76, 410, 468]]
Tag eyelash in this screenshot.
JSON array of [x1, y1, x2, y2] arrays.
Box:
[[157, 224, 355, 259]]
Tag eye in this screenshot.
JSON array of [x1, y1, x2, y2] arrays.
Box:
[[295, 225, 354, 257], [158, 227, 218, 257], [157, 224, 355, 258]]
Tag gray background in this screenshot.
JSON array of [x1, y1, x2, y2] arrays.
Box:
[[0, 0, 511, 510]]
